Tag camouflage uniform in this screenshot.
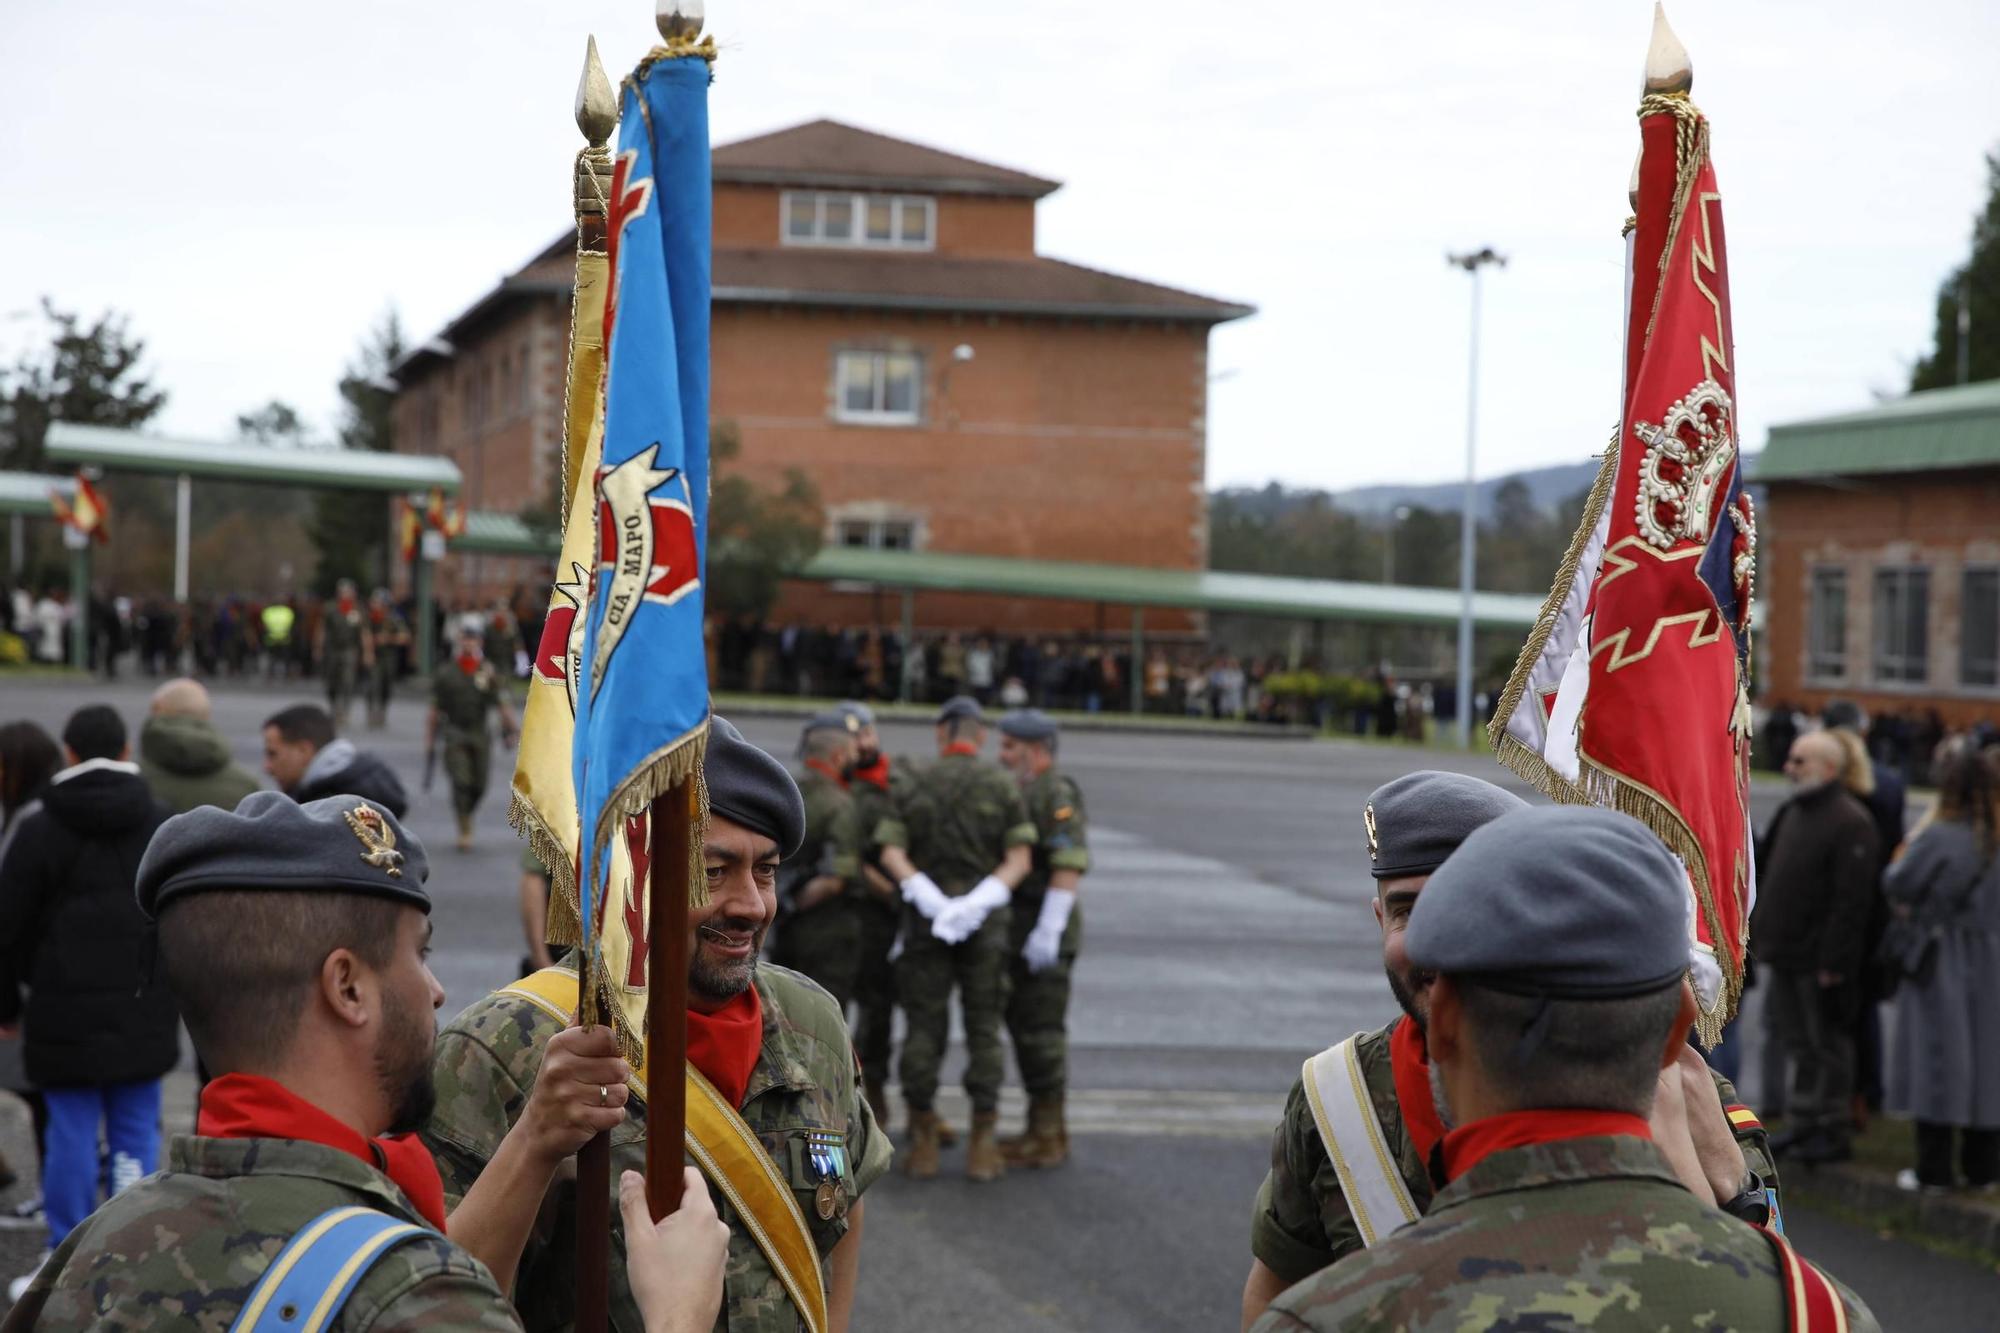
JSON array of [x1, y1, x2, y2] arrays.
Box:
[[769, 768, 862, 1009], [1251, 1014, 1782, 1285], [432, 659, 504, 821], [369, 608, 410, 726], [834, 763, 910, 1093], [11, 1134, 518, 1331], [1004, 768, 1089, 1098], [1249, 1134, 1877, 1332], [323, 603, 370, 727], [424, 963, 890, 1333], [874, 754, 1036, 1113]]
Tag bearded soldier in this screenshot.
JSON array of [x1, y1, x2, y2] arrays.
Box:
[[994, 709, 1088, 1168], [425, 717, 889, 1333], [1250, 805, 1875, 1332], [1241, 771, 1780, 1328], [876, 696, 1034, 1182]]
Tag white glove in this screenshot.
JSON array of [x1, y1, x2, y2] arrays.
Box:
[[1022, 888, 1076, 974], [899, 872, 950, 921], [930, 875, 1011, 945]]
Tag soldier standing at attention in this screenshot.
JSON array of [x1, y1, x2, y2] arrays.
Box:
[[994, 709, 1088, 1168], [830, 703, 920, 1134], [316, 579, 375, 730], [876, 696, 1036, 1182], [1250, 805, 1877, 1332], [366, 588, 411, 730], [6, 791, 728, 1333], [429, 616, 518, 852], [770, 712, 863, 1009], [1240, 772, 1780, 1329], [425, 718, 890, 1333]]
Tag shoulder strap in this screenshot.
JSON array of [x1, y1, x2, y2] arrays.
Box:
[[1765, 1228, 1850, 1332], [229, 1206, 427, 1333], [1300, 1035, 1421, 1247], [499, 968, 829, 1333]]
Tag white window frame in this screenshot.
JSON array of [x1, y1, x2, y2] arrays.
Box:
[[1871, 565, 1930, 685], [834, 516, 919, 551], [1962, 565, 2000, 691], [781, 191, 935, 250], [833, 350, 922, 426], [1806, 566, 1847, 683]]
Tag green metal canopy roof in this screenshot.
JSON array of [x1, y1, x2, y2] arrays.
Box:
[[799, 545, 1543, 629], [45, 424, 462, 493], [0, 471, 72, 518], [456, 509, 552, 556], [1755, 380, 2000, 483]]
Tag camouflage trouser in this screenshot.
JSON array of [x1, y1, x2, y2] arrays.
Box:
[[1006, 898, 1082, 1098], [368, 660, 396, 716], [896, 907, 1011, 1113], [325, 651, 360, 719], [771, 896, 862, 1010], [851, 904, 900, 1089], [444, 729, 490, 820]]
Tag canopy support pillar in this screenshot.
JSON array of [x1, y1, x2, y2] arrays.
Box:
[[1129, 607, 1144, 714], [174, 473, 192, 603], [898, 587, 915, 702]]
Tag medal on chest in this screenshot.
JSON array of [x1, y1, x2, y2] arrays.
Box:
[[805, 1129, 849, 1219]]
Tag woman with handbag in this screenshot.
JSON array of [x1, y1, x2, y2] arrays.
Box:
[[1882, 739, 2000, 1193]]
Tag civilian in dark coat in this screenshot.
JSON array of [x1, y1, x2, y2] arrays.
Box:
[[260, 702, 408, 819], [1824, 700, 1909, 1119], [1752, 730, 1881, 1162], [0, 705, 178, 1258]]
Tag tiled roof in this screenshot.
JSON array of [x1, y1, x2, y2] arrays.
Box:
[[712, 119, 1060, 198]]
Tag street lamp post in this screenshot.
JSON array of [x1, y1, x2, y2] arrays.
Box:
[[1448, 247, 1505, 746]]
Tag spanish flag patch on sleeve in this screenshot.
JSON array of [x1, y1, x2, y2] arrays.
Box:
[[1726, 1105, 1763, 1134]]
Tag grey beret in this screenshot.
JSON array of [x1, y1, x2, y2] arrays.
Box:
[[1405, 805, 1688, 997], [796, 709, 860, 757], [706, 715, 806, 858], [836, 701, 876, 729], [998, 708, 1058, 743], [936, 695, 985, 727], [1364, 770, 1527, 880], [136, 790, 430, 919]]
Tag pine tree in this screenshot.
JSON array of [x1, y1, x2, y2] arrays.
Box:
[[1911, 150, 2000, 391], [0, 299, 167, 472], [308, 312, 404, 594]]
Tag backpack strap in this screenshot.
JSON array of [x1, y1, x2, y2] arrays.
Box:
[[230, 1206, 428, 1333], [1301, 1035, 1421, 1247]]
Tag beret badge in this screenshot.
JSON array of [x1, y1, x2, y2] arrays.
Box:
[[1363, 804, 1379, 862], [344, 803, 405, 879]]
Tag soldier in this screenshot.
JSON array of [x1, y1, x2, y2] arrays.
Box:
[[876, 695, 1036, 1182], [316, 579, 375, 730], [6, 791, 727, 1332], [1249, 805, 1878, 1332], [769, 712, 863, 1009], [367, 588, 411, 729], [429, 615, 518, 852], [994, 708, 1088, 1168], [425, 717, 891, 1333], [1241, 771, 1781, 1329]]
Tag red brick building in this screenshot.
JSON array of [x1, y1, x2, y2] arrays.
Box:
[[1755, 380, 2000, 732], [393, 120, 1252, 629]]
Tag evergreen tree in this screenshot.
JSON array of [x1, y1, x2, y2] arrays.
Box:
[[1911, 149, 2000, 391], [0, 298, 167, 472], [308, 312, 403, 594], [705, 421, 821, 621]]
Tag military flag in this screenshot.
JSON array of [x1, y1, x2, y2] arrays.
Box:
[[50, 472, 108, 543], [1487, 6, 1755, 1036]]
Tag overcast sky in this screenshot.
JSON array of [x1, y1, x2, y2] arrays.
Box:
[[3, 0, 1993, 493]]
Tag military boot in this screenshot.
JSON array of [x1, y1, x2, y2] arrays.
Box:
[[454, 813, 474, 852], [864, 1078, 890, 1132], [965, 1111, 1006, 1183], [903, 1109, 941, 1180], [936, 1117, 960, 1149], [1001, 1096, 1068, 1168]]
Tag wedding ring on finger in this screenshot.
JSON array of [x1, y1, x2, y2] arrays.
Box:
[[598, 1085, 608, 1108]]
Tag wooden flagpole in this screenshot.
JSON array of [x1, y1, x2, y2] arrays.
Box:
[[647, 779, 694, 1217]]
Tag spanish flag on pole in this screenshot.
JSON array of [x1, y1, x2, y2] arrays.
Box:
[[51, 472, 108, 544]]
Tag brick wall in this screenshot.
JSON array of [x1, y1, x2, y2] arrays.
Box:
[[1761, 468, 2000, 728], [713, 183, 1034, 256]]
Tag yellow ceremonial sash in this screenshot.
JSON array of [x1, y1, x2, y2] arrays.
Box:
[[497, 967, 829, 1333]]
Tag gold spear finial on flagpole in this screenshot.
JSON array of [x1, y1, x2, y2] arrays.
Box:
[[1643, 3, 1693, 96], [574, 37, 617, 249]]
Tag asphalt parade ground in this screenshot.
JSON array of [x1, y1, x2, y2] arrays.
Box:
[[0, 675, 1995, 1328]]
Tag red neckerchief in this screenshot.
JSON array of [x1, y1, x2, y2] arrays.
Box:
[[1388, 1017, 1448, 1173], [337, 597, 357, 616], [197, 1073, 448, 1230], [850, 755, 892, 792], [686, 986, 764, 1109], [456, 653, 481, 675], [369, 607, 386, 626], [1440, 1108, 1652, 1183], [803, 758, 847, 788], [943, 741, 981, 758]]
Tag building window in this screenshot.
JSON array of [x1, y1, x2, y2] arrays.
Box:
[[836, 517, 918, 551], [834, 351, 921, 424], [1872, 566, 1930, 684], [1807, 567, 1847, 682], [1963, 568, 1999, 689], [781, 191, 935, 249]]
